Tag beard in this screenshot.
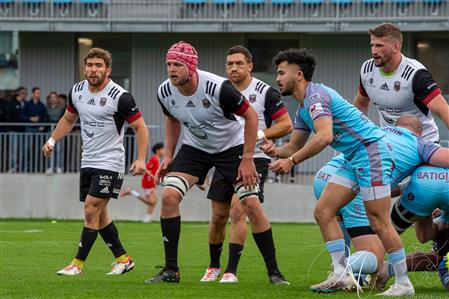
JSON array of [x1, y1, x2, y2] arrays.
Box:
[[279, 79, 295, 96], [87, 74, 106, 87]]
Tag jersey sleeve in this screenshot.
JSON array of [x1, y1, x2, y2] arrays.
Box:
[[157, 94, 174, 117], [117, 92, 142, 124], [66, 88, 77, 113], [293, 110, 311, 132], [412, 69, 442, 106], [219, 80, 250, 116], [417, 137, 441, 163], [306, 92, 332, 121], [264, 87, 288, 120], [146, 160, 152, 171], [358, 77, 368, 97]]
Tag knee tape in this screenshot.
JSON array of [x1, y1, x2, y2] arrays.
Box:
[[391, 200, 416, 233], [234, 182, 259, 200], [163, 175, 189, 197], [349, 251, 378, 274]]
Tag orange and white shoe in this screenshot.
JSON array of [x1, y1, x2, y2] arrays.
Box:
[[106, 256, 135, 275], [57, 264, 83, 276], [200, 267, 221, 282], [219, 272, 238, 283]]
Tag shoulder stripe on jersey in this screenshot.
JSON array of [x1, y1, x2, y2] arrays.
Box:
[[206, 81, 217, 96], [74, 81, 85, 92], [108, 86, 120, 99], [401, 65, 416, 80], [363, 60, 374, 74], [160, 82, 172, 99], [255, 81, 267, 94]]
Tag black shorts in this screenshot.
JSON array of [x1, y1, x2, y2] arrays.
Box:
[[170, 143, 243, 188], [207, 158, 269, 203], [346, 226, 375, 239], [79, 167, 124, 202]]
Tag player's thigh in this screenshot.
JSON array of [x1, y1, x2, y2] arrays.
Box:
[[316, 182, 357, 215], [364, 196, 392, 224]]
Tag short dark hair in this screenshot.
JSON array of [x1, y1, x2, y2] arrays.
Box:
[[83, 47, 112, 68], [15, 86, 27, 95], [152, 142, 164, 154], [273, 48, 316, 81], [58, 94, 67, 101], [32, 87, 40, 93], [226, 45, 253, 64], [368, 23, 403, 43]]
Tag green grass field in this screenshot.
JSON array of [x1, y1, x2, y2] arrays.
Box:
[[0, 220, 446, 298]]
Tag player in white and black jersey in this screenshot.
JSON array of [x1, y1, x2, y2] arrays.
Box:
[[354, 23, 449, 143], [200, 46, 293, 284], [42, 48, 148, 276], [146, 41, 288, 284]]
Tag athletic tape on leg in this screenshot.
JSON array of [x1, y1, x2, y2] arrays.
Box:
[[235, 182, 259, 200], [163, 175, 189, 197]]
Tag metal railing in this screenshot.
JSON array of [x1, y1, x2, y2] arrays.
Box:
[[0, 0, 447, 22]]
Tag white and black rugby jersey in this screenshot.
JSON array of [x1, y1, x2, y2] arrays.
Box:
[[67, 79, 142, 172], [239, 77, 288, 159], [359, 55, 442, 142], [157, 70, 249, 154]]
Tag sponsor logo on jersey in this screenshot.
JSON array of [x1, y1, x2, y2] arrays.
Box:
[[426, 82, 437, 90], [186, 100, 195, 108], [417, 171, 449, 181], [83, 120, 104, 127], [309, 102, 324, 118], [332, 131, 342, 144], [249, 94, 257, 103], [83, 129, 94, 138], [202, 98, 211, 108], [394, 81, 401, 91], [100, 186, 110, 194], [407, 192, 415, 201], [369, 78, 374, 85], [87, 98, 95, 105], [170, 99, 176, 106], [380, 83, 389, 91], [100, 97, 107, 107], [77, 95, 83, 102]]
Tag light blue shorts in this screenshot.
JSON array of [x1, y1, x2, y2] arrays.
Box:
[[400, 165, 449, 217], [314, 155, 370, 229], [330, 139, 394, 201]]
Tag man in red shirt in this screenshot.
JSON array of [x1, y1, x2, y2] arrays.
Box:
[[120, 143, 165, 222]]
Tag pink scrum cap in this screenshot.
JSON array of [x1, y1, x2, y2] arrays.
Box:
[[166, 41, 199, 79]]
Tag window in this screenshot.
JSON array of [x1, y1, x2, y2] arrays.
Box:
[[0, 31, 19, 92]]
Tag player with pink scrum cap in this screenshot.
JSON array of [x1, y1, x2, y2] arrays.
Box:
[[145, 41, 288, 285]]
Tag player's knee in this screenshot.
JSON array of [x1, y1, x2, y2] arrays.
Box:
[[241, 197, 262, 217], [163, 175, 189, 198], [230, 204, 246, 224], [210, 208, 229, 227], [84, 202, 100, 218], [314, 205, 332, 224], [161, 187, 182, 207]]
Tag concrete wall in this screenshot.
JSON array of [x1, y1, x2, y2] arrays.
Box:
[[0, 174, 316, 223]]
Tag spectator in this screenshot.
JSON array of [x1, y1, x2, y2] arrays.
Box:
[[24, 86, 47, 132], [5, 86, 28, 172], [46, 91, 64, 174]]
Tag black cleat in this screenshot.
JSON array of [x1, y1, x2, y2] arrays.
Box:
[[269, 272, 290, 285], [145, 266, 180, 283]]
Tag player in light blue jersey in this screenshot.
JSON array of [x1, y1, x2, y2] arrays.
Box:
[[264, 48, 412, 296], [314, 155, 385, 285]]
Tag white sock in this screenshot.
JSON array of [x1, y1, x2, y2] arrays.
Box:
[[130, 190, 140, 198], [388, 249, 411, 285]]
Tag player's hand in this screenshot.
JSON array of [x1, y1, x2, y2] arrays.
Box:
[[260, 139, 277, 157], [237, 156, 258, 189], [129, 159, 146, 176], [269, 158, 294, 174], [42, 142, 54, 157], [155, 157, 173, 185]]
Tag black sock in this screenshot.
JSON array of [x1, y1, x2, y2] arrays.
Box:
[[209, 243, 223, 268], [99, 222, 126, 258], [252, 228, 279, 275], [75, 227, 98, 261], [224, 243, 244, 274], [161, 216, 181, 271]]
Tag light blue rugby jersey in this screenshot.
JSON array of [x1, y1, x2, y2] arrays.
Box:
[[381, 126, 441, 186], [294, 82, 385, 159]]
